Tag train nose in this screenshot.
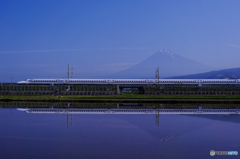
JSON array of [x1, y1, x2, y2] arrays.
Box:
[[17, 81, 28, 84]]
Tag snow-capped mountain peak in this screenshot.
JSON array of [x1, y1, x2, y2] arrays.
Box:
[[114, 49, 212, 78], [156, 49, 174, 58]]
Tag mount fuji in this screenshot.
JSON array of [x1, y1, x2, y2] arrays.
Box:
[[112, 50, 213, 79]]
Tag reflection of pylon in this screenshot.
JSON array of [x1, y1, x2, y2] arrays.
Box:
[[67, 103, 72, 128], [155, 108, 159, 126], [10, 108, 13, 114], [67, 109, 69, 129], [67, 103, 69, 128]]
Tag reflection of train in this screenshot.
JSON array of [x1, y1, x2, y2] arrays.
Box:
[[17, 79, 240, 85], [17, 108, 240, 114]]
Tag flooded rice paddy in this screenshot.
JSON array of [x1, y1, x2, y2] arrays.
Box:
[[0, 102, 239, 159]]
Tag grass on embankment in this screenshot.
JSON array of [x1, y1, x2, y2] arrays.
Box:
[[1, 94, 240, 103]]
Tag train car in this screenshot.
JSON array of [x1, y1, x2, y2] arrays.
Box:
[[17, 78, 240, 85]]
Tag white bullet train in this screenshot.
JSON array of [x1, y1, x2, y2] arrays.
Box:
[[17, 78, 240, 85]]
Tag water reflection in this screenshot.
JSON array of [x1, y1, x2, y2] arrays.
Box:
[[16, 104, 240, 115], [2, 102, 240, 128], [0, 102, 240, 159], [15, 103, 240, 136]]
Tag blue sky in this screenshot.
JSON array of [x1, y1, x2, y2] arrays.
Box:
[[0, 0, 240, 81]]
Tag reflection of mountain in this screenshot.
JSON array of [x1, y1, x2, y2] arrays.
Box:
[[186, 114, 240, 124], [123, 113, 240, 142], [120, 114, 211, 142]]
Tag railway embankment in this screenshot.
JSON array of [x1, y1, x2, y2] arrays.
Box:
[[1, 95, 240, 103], [2, 84, 240, 96]]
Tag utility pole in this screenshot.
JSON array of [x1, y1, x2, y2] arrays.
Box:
[[71, 67, 73, 79], [155, 67, 159, 85], [10, 77, 14, 83], [67, 64, 70, 91]]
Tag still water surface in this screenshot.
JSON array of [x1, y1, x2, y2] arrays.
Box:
[[0, 103, 239, 159]]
